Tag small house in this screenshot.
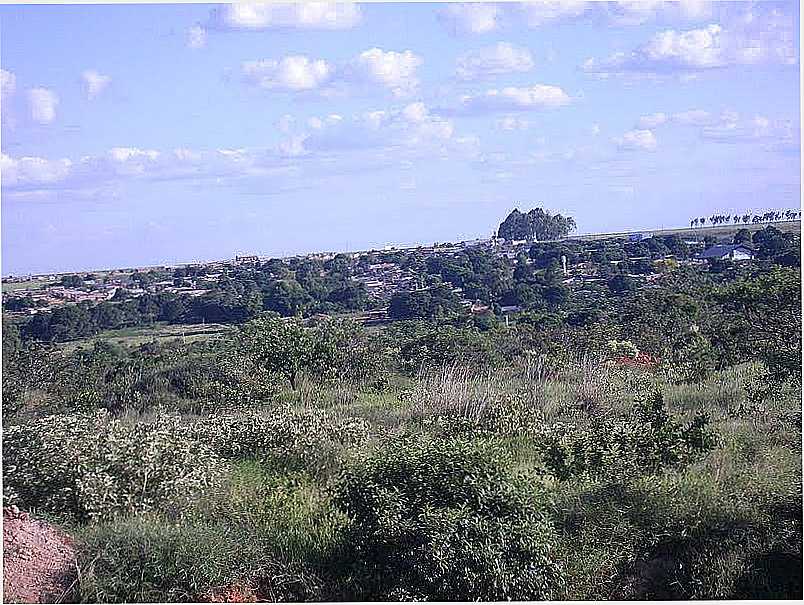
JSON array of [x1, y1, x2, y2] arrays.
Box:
[[697, 244, 755, 261]]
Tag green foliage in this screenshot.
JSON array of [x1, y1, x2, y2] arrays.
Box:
[[537, 390, 717, 481], [398, 324, 499, 372], [711, 267, 801, 381], [498, 207, 576, 241], [388, 283, 464, 320], [75, 514, 324, 603], [332, 436, 563, 601], [190, 407, 369, 473], [3, 411, 220, 521], [234, 316, 340, 389]]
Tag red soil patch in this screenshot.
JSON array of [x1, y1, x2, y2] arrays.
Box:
[[202, 582, 258, 603], [3, 508, 76, 604]]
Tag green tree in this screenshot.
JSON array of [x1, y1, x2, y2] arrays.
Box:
[[498, 207, 576, 241], [234, 316, 345, 389]]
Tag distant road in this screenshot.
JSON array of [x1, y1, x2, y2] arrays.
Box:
[[564, 220, 801, 242]]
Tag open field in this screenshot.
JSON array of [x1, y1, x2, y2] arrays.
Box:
[[1, 279, 56, 293], [57, 322, 233, 353]]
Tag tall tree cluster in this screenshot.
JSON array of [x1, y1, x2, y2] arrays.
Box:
[[498, 207, 577, 242]]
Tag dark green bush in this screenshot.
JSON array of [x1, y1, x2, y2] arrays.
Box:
[[537, 390, 717, 481], [331, 436, 563, 601]]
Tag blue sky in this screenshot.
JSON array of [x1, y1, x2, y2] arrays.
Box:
[[1, 1, 800, 274]]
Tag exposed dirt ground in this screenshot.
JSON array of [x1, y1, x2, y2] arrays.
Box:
[[3, 508, 76, 604]]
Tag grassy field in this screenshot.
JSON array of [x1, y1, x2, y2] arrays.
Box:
[[1, 279, 56, 293], [57, 322, 233, 353]]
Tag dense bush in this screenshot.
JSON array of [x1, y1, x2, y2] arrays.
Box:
[[190, 407, 369, 472], [3, 412, 220, 521], [398, 324, 500, 372], [331, 436, 563, 601], [537, 390, 717, 481]]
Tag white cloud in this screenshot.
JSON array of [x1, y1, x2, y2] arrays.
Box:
[[280, 102, 463, 158], [520, 1, 590, 27], [0, 102, 473, 196], [670, 109, 717, 126], [591, 123, 601, 136], [347, 48, 422, 97], [456, 84, 571, 114], [1, 146, 279, 193], [637, 112, 668, 128], [82, 70, 111, 100], [211, 1, 361, 30], [700, 114, 797, 147], [604, 1, 714, 27], [615, 129, 658, 151], [438, 3, 500, 34], [584, 11, 797, 75], [1, 153, 73, 188], [456, 42, 535, 80], [307, 114, 343, 130], [241, 56, 333, 91], [187, 25, 207, 49], [239, 48, 422, 97], [27, 88, 58, 124], [1, 69, 15, 101], [631, 108, 798, 152], [496, 115, 530, 131]]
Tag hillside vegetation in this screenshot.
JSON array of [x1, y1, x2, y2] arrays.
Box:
[[2, 220, 801, 601]]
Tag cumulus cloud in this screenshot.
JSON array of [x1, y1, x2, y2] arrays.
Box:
[[583, 10, 797, 76], [82, 70, 111, 100], [210, 1, 361, 31], [440, 1, 714, 33], [239, 48, 422, 97], [604, 0, 714, 27], [520, 1, 590, 27], [631, 108, 798, 152], [454, 84, 571, 114], [438, 3, 501, 34], [27, 88, 58, 124], [277, 102, 468, 159], [187, 25, 207, 49], [456, 42, 535, 80], [1, 103, 473, 195], [615, 129, 658, 151], [346, 48, 422, 97], [1, 153, 73, 189], [241, 56, 333, 91], [1, 146, 280, 193]]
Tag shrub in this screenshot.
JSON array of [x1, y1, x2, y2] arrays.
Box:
[[75, 516, 323, 603], [190, 407, 369, 473], [3, 411, 220, 521], [537, 390, 717, 481], [331, 435, 563, 601], [399, 325, 500, 373]]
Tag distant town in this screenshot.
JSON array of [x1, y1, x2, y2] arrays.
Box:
[[3, 217, 798, 324]]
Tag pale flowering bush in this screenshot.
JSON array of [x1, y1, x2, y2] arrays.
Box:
[[3, 411, 221, 521], [190, 406, 370, 470]]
